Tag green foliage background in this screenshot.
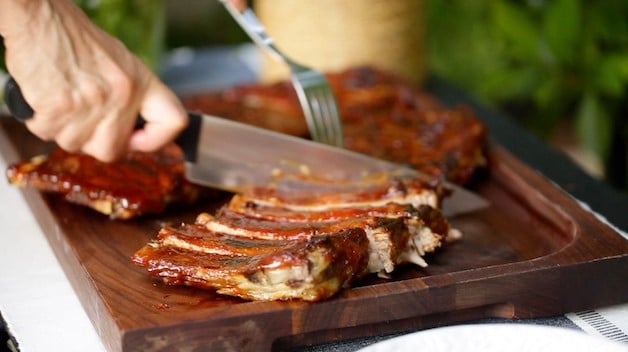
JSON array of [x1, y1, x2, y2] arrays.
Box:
[[0, 1, 167, 79], [74, 0, 167, 70], [426, 0, 628, 188]]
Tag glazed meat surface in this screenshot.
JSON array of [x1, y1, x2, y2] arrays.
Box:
[[132, 225, 370, 301], [183, 66, 488, 185], [133, 175, 458, 300], [6, 144, 212, 219], [220, 177, 456, 272], [235, 175, 445, 211], [197, 210, 410, 274]]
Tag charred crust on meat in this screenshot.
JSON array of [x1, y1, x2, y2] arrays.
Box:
[[131, 174, 459, 301], [6, 145, 214, 219]]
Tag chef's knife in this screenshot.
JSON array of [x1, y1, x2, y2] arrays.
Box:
[[3, 77, 489, 216]]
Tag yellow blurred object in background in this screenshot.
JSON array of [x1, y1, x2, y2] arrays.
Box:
[[254, 0, 426, 85]]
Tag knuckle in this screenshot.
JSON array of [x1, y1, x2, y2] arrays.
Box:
[[82, 131, 124, 162], [46, 91, 77, 116], [108, 68, 136, 104], [56, 136, 81, 154], [25, 119, 56, 141], [84, 145, 117, 163], [80, 80, 107, 106], [97, 153, 117, 163]]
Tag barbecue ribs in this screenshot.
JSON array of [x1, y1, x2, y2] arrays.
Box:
[[132, 224, 370, 301], [6, 144, 212, 219], [133, 175, 458, 301]]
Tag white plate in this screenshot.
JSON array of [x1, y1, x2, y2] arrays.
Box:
[[358, 324, 627, 352]]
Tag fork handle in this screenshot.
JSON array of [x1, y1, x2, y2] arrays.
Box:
[[219, 0, 291, 65]]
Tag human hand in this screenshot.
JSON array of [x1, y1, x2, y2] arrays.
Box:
[[0, 0, 187, 162]]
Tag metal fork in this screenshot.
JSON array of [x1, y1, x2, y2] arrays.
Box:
[[220, 0, 344, 147]]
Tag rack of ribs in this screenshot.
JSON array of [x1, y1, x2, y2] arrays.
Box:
[[132, 175, 459, 301], [132, 224, 370, 302]]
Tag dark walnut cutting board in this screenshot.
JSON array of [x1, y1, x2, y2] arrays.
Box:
[[1, 117, 627, 352]]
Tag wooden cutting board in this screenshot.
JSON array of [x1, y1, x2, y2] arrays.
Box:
[[1, 117, 627, 352]]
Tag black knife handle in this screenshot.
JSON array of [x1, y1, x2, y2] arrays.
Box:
[[4, 76, 148, 131], [3, 76, 150, 130], [176, 112, 201, 162], [4, 76, 34, 121]]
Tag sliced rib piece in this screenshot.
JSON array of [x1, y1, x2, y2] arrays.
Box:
[[237, 175, 446, 211], [6, 144, 212, 219], [197, 210, 408, 274], [157, 223, 295, 257], [220, 202, 452, 271], [132, 173, 459, 300], [222, 176, 457, 271], [132, 225, 369, 301]]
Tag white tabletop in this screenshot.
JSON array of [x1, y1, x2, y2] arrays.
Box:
[[0, 152, 106, 352]]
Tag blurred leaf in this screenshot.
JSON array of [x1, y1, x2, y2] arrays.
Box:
[[533, 73, 565, 111], [591, 54, 628, 97], [491, 1, 540, 62], [75, 0, 166, 69], [482, 66, 540, 101], [587, 1, 628, 45], [543, 0, 581, 66], [576, 94, 613, 160], [426, 1, 508, 101], [426, 1, 627, 185]]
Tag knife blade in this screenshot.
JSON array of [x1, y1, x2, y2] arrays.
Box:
[[3, 77, 489, 216], [180, 112, 489, 215]]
